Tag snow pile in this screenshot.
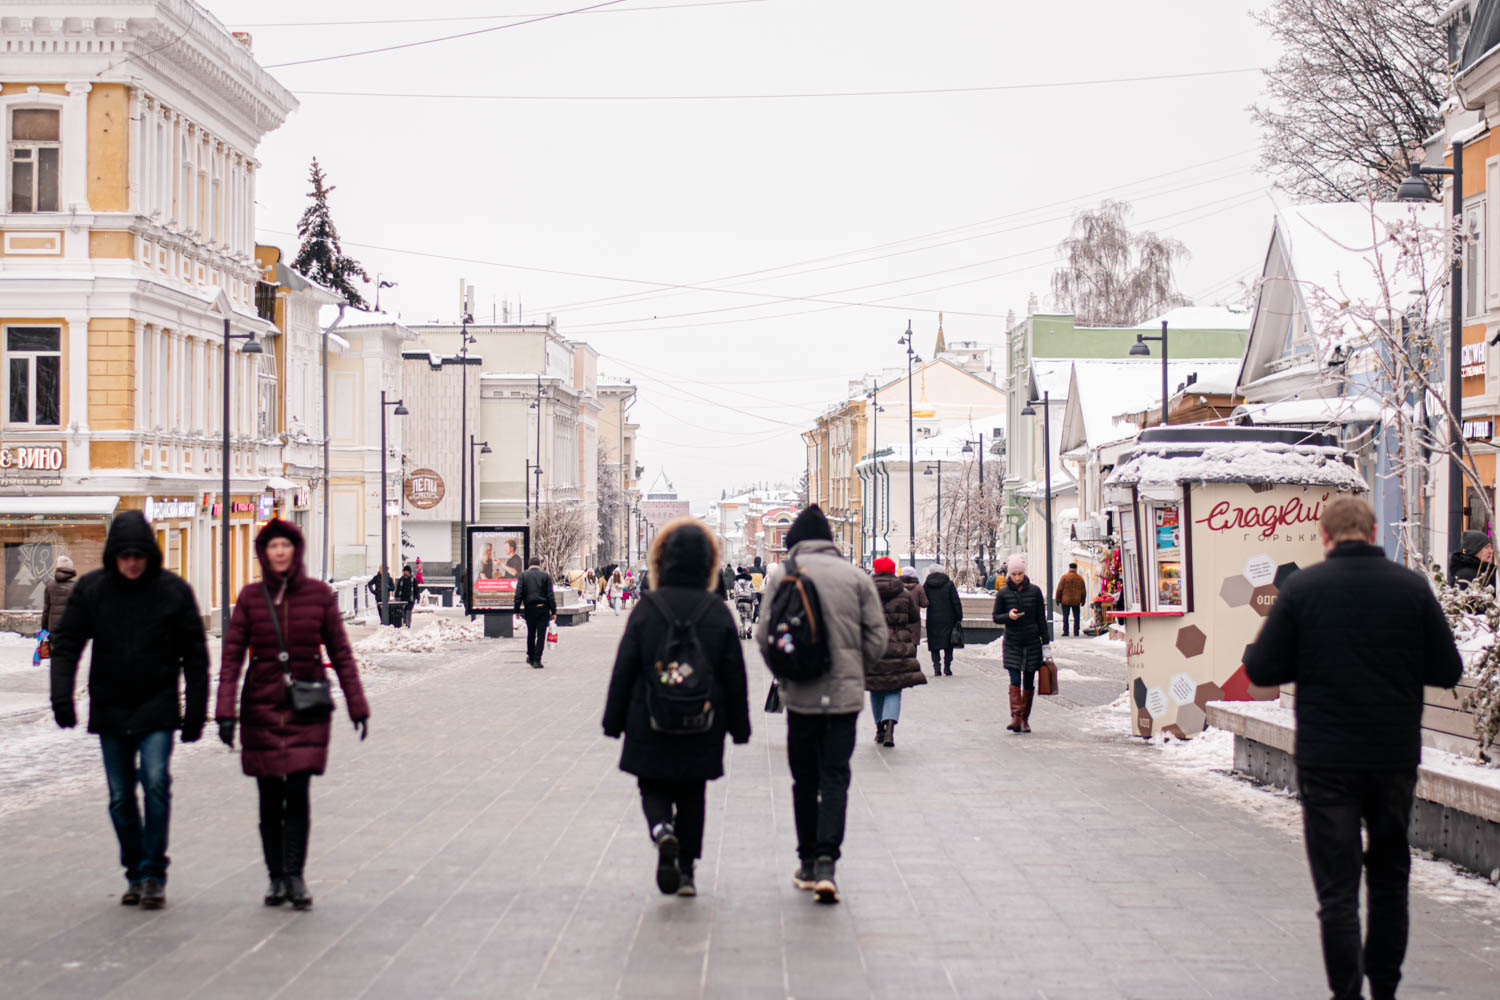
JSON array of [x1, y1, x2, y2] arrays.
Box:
[[1108, 440, 1368, 489], [973, 637, 1006, 660], [354, 617, 485, 655], [0, 631, 36, 648], [1451, 611, 1495, 673]]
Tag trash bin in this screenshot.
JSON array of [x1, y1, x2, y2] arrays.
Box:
[[382, 600, 409, 627]]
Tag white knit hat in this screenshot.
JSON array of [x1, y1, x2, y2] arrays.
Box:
[[1006, 553, 1027, 575]]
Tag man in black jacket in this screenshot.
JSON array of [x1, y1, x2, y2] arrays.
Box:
[[514, 557, 557, 668], [50, 510, 209, 910], [1245, 497, 1462, 1000], [394, 565, 418, 627]]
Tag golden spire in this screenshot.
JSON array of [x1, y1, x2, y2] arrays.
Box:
[[933, 312, 947, 356]]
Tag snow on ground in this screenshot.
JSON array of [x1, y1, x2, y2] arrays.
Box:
[[353, 616, 484, 655]]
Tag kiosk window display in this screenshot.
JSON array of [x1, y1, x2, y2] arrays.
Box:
[[1103, 427, 1367, 738]]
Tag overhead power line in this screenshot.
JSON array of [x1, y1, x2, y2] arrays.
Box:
[[237, 0, 764, 28], [264, 0, 629, 69], [296, 65, 1262, 99]]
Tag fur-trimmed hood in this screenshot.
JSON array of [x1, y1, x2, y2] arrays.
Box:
[[647, 517, 721, 591]]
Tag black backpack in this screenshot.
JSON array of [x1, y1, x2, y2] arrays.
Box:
[[643, 592, 719, 735], [763, 556, 832, 682]]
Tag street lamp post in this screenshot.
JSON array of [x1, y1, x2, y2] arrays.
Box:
[[1020, 392, 1054, 630], [529, 375, 548, 521], [1129, 320, 1170, 426], [898, 321, 922, 567], [378, 390, 408, 625], [221, 318, 263, 637], [961, 433, 985, 579], [924, 460, 942, 564], [469, 436, 491, 523], [457, 321, 475, 578], [865, 387, 885, 563], [1397, 144, 1466, 554]]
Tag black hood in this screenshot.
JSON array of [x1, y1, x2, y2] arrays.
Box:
[[103, 510, 163, 580], [785, 505, 833, 549], [924, 571, 951, 588], [255, 517, 308, 589]]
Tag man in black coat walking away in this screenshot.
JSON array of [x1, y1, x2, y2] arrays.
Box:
[[921, 564, 964, 676], [514, 557, 557, 668], [1245, 498, 1462, 1000], [49, 510, 209, 910]]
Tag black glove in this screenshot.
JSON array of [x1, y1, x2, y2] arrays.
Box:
[[353, 717, 368, 741], [53, 702, 77, 729], [218, 720, 236, 748], [181, 723, 203, 744]]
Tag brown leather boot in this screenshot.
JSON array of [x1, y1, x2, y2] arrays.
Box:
[[1020, 689, 1035, 733], [1006, 685, 1022, 732]]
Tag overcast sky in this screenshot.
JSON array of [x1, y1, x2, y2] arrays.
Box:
[[213, 0, 1284, 507]]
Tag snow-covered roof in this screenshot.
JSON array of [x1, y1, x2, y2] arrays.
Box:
[[855, 426, 983, 469], [1132, 306, 1251, 331], [1031, 360, 1074, 399], [1233, 394, 1389, 427], [1061, 359, 1242, 452], [1106, 429, 1368, 490]]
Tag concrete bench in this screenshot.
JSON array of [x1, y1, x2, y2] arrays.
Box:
[[555, 604, 591, 626], [1206, 700, 1500, 878]]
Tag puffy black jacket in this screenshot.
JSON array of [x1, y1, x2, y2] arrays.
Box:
[[922, 572, 964, 651], [992, 576, 1048, 672], [394, 574, 417, 604], [49, 511, 209, 736], [1245, 541, 1462, 769], [514, 567, 556, 613]]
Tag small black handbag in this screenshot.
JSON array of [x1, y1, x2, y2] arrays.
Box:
[[950, 624, 966, 649], [262, 585, 334, 718]]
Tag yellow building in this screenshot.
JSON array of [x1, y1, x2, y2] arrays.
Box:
[[0, 7, 296, 621]]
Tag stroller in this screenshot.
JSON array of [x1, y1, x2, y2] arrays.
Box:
[[732, 578, 756, 640]]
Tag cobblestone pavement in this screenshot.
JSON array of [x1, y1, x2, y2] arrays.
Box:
[[1, 610, 1497, 999]]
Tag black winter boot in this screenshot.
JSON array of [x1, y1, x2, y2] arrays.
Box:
[[883, 721, 896, 748], [931, 655, 942, 677], [943, 651, 953, 676], [812, 857, 839, 904], [282, 819, 313, 911], [873, 719, 885, 745], [260, 822, 287, 906]]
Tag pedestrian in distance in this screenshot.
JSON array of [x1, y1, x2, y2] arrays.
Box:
[[367, 568, 396, 625], [49, 510, 209, 910], [868, 558, 927, 747], [607, 568, 625, 614], [1244, 497, 1462, 1000], [41, 553, 77, 636], [515, 557, 557, 668], [603, 517, 751, 898], [899, 565, 928, 617], [395, 565, 417, 627], [756, 504, 887, 904], [217, 519, 370, 911], [1056, 562, 1087, 637], [1447, 529, 1495, 593], [992, 553, 1047, 733], [922, 564, 964, 676]]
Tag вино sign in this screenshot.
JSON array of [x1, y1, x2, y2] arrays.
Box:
[[0, 446, 63, 471]]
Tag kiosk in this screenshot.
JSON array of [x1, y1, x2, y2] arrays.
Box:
[[1102, 427, 1367, 738]]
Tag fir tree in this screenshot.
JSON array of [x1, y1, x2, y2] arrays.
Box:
[[292, 158, 371, 309]]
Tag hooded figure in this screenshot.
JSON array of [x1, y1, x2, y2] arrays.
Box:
[[42, 553, 77, 635], [603, 517, 751, 898], [216, 518, 369, 911], [48, 510, 209, 907], [922, 565, 964, 676], [1449, 529, 1495, 591]]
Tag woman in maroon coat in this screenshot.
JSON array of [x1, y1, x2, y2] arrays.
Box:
[[216, 519, 369, 910]]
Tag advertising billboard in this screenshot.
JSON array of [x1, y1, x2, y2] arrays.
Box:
[[466, 524, 528, 612]]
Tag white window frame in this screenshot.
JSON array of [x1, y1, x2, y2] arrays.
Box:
[[3, 324, 62, 427], [1466, 197, 1486, 320], [6, 105, 62, 214]]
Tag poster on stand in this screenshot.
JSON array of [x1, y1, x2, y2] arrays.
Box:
[[466, 524, 529, 611]]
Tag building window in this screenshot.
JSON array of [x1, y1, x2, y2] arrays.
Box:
[[8, 108, 60, 213], [255, 281, 277, 323], [5, 326, 61, 426], [1466, 200, 1485, 319]]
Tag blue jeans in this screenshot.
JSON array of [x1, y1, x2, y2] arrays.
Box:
[[1007, 668, 1036, 691], [99, 730, 174, 882], [869, 690, 902, 722]]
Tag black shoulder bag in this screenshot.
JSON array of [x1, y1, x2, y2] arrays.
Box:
[[262, 585, 334, 719]]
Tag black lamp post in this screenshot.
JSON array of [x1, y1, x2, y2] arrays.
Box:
[[865, 387, 885, 563], [1397, 146, 1465, 554], [961, 433, 984, 578], [898, 321, 922, 567], [529, 375, 548, 521], [221, 318, 262, 637], [469, 437, 491, 523], [1020, 392, 1054, 629], [378, 389, 408, 624], [1129, 320, 1171, 426], [924, 460, 942, 564], [457, 322, 476, 574]]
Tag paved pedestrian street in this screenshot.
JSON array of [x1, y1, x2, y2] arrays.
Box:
[[2, 612, 1497, 1000]]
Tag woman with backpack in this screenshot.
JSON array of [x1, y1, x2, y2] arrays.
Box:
[[867, 557, 927, 747], [602, 517, 751, 898]]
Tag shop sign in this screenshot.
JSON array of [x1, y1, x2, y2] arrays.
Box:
[[292, 489, 310, 509], [1462, 342, 1487, 379], [405, 469, 446, 509], [257, 494, 274, 519], [1194, 493, 1328, 541], [0, 445, 64, 484], [146, 498, 195, 520], [1463, 419, 1493, 442]]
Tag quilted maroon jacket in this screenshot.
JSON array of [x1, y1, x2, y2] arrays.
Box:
[[216, 519, 368, 777]]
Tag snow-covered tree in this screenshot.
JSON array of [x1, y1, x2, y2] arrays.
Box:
[[596, 443, 625, 563], [533, 501, 590, 575], [1249, 0, 1447, 202], [913, 453, 1007, 588], [292, 158, 370, 309], [1049, 201, 1191, 326]]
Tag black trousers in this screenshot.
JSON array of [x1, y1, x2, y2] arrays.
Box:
[[786, 711, 858, 862], [523, 606, 550, 662], [256, 771, 312, 877], [930, 647, 953, 668], [1297, 766, 1418, 1000], [638, 777, 706, 862], [1061, 605, 1080, 634]]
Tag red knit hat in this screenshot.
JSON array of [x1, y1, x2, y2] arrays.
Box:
[[872, 557, 897, 575]]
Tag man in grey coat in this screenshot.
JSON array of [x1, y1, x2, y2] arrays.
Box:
[[757, 505, 887, 904]]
